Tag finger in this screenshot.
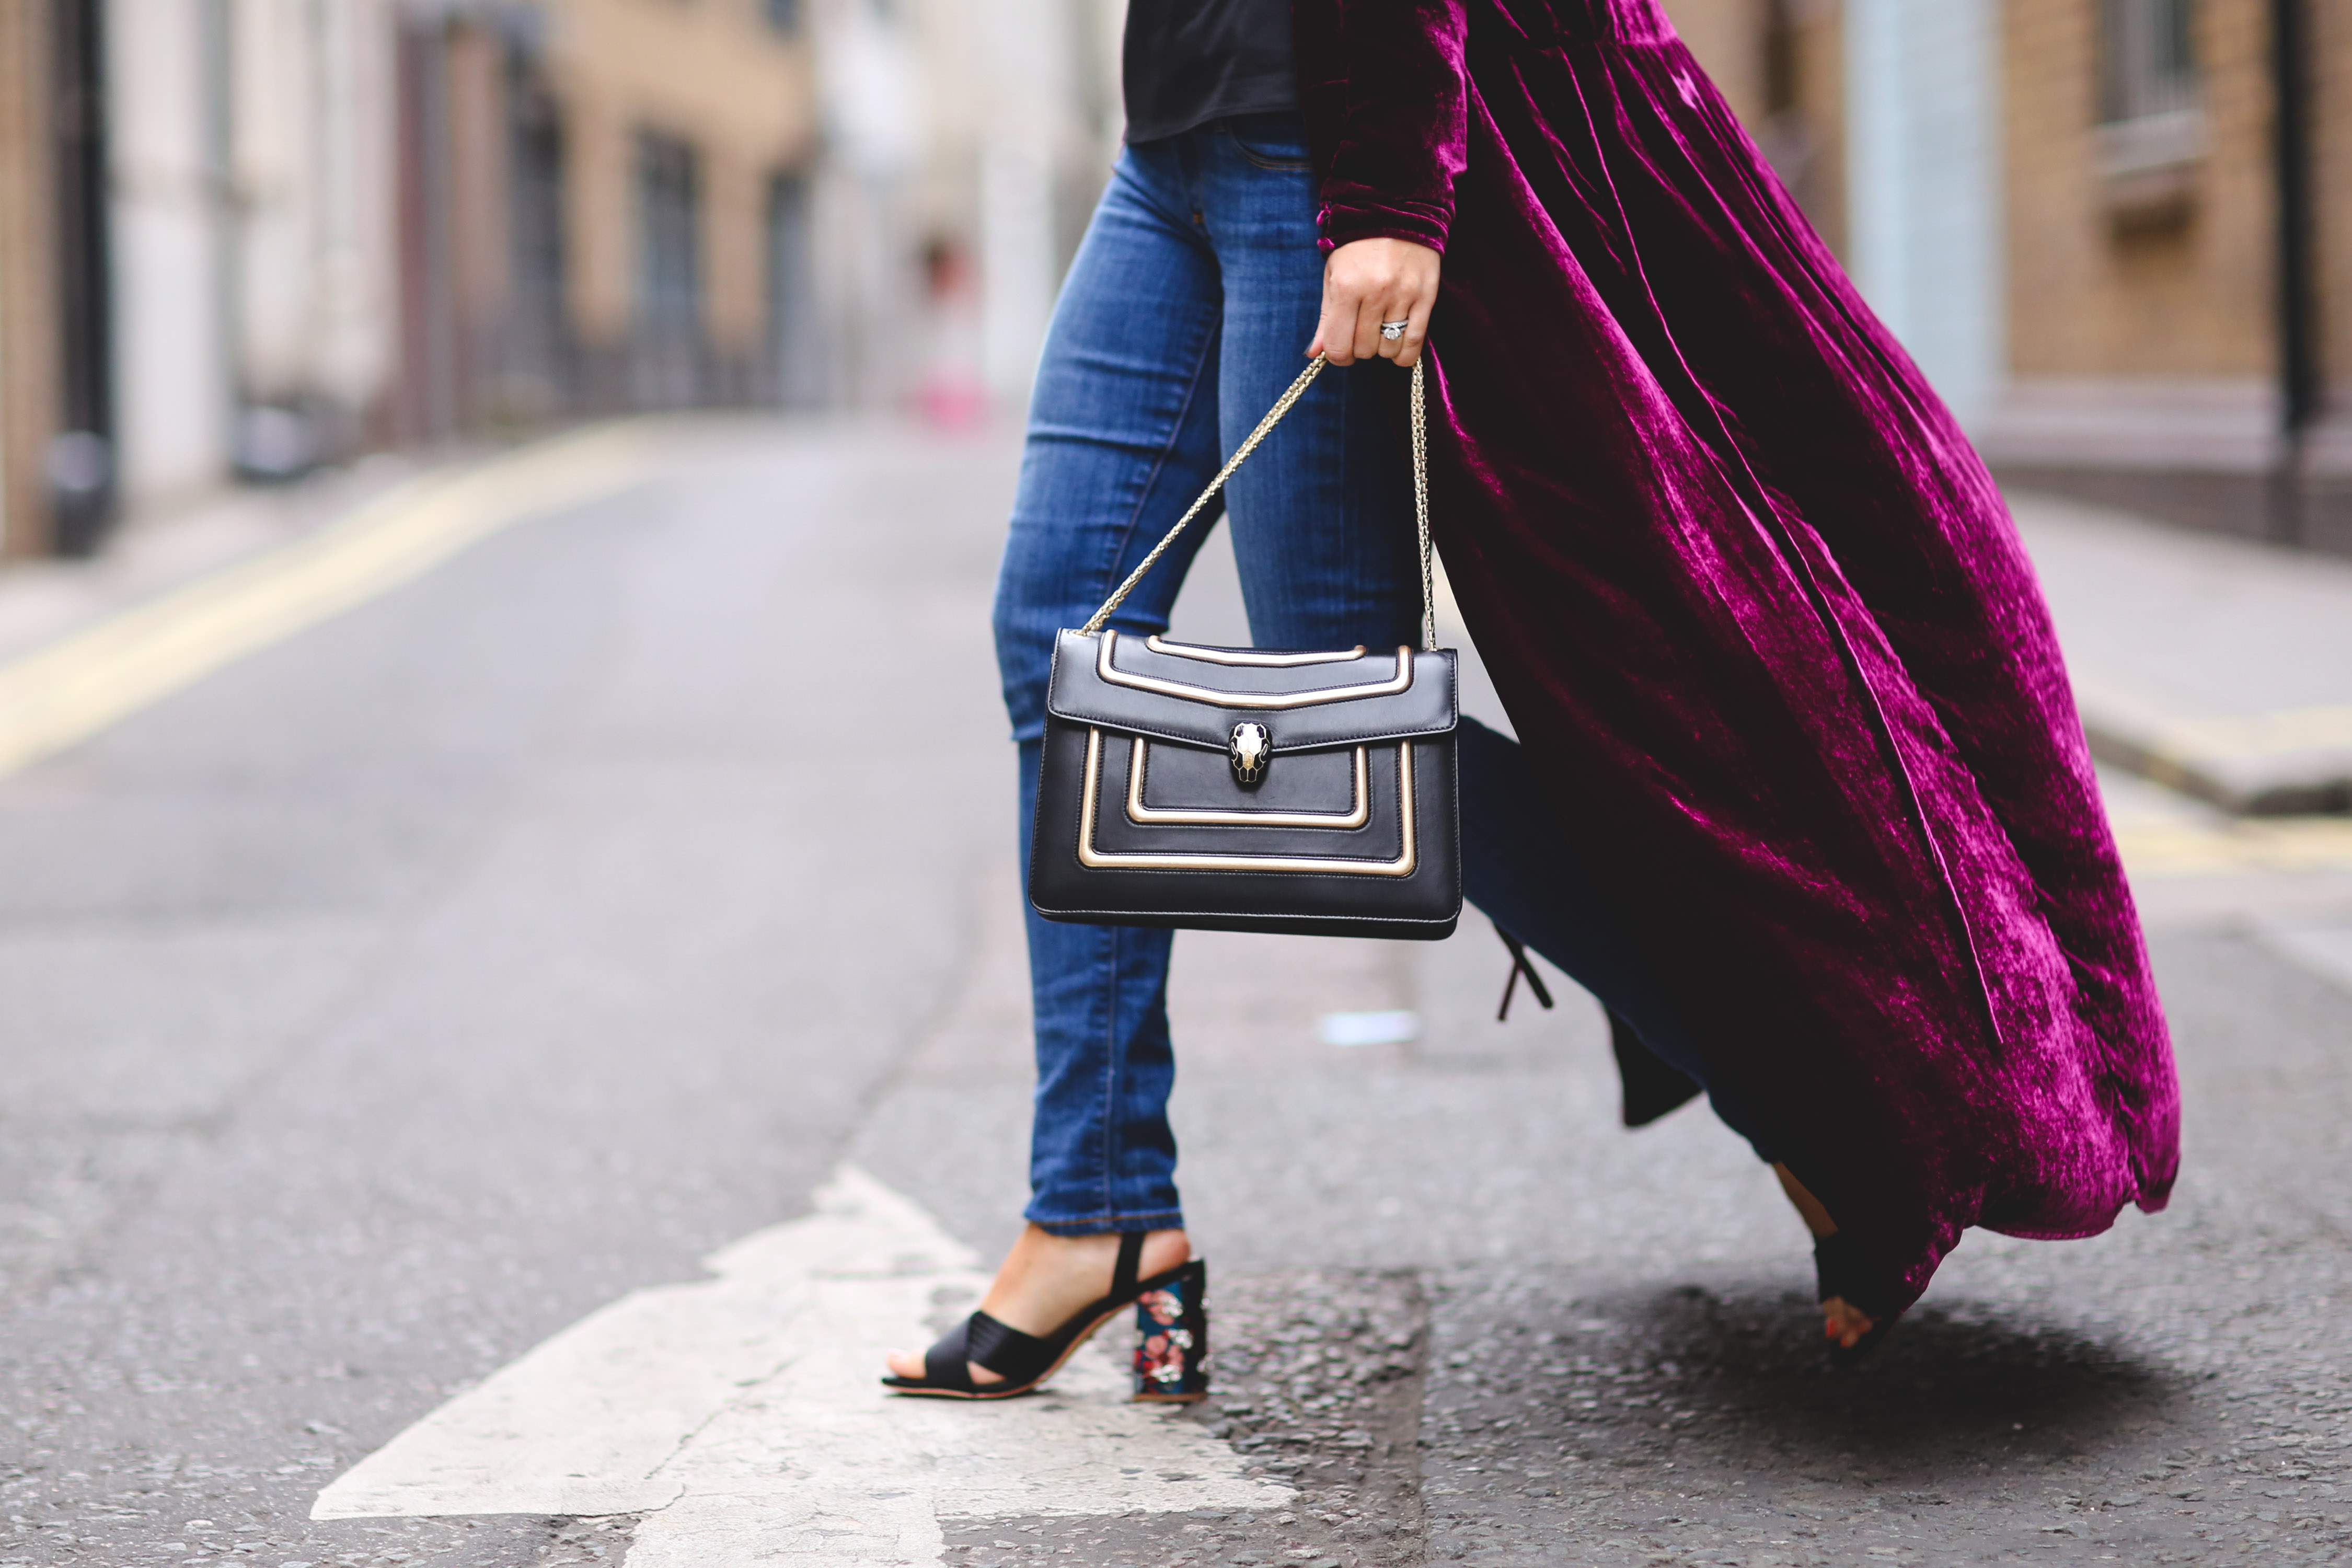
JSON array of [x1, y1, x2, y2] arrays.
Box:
[[1373, 296, 1410, 362], [1317, 295, 1356, 364], [1392, 295, 1429, 363], [1392, 282, 1430, 369], [1311, 261, 1344, 363], [1369, 296, 1420, 366], [1350, 293, 1385, 365], [1369, 267, 1427, 362]]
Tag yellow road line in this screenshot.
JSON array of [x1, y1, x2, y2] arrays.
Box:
[[2146, 705, 2352, 760], [2114, 816, 2352, 878], [0, 423, 664, 779]]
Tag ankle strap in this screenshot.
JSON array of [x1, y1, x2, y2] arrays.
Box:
[[1113, 1230, 1146, 1300]]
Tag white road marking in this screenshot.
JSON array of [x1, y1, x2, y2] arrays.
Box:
[[1316, 1010, 1421, 1047], [313, 1166, 1282, 1565]]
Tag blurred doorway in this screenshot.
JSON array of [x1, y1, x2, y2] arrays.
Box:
[[635, 130, 703, 409], [52, 0, 114, 556], [498, 49, 569, 421], [767, 170, 821, 407]]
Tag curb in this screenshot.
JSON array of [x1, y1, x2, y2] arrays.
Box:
[[2076, 695, 2352, 816], [2082, 728, 2352, 818]]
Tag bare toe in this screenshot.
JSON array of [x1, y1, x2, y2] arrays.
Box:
[[1821, 1296, 1877, 1350], [881, 1347, 1009, 1384]]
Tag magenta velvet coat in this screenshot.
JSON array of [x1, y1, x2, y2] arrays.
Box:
[[1293, 0, 2180, 1310]]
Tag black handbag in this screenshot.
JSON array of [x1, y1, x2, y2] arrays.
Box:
[[1027, 356, 1460, 940]]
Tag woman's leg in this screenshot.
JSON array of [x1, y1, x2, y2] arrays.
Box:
[[886, 142, 1230, 1381], [996, 142, 1234, 1244], [1459, 721, 1881, 1344], [995, 117, 1421, 1253]]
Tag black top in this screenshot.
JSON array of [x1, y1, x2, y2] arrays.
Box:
[[1122, 0, 1300, 143]]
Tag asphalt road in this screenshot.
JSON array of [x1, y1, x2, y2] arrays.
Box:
[[3, 418, 2350, 1568]]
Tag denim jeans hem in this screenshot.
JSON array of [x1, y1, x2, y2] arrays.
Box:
[[1027, 1206, 1187, 1238]]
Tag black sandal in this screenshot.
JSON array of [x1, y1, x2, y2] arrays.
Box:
[[1812, 1229, 1904, 1361], [881, 1231, 1209, 1402]]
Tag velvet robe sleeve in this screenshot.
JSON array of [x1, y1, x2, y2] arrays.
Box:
[[1292, 0, 1470, 252]]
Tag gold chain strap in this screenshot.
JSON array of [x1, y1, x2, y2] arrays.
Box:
[[1078, 354, 1438, 652], [1410, 356, 1434, 652]]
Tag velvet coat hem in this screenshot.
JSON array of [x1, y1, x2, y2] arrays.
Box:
[[1292, 0, 2180, 1312]]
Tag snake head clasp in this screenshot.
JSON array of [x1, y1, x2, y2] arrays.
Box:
[[1228, 722, 1271, 786]]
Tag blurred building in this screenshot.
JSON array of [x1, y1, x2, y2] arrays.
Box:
[[0, 0, 406, 554], [0, 3, 110, 558], [1979, 0, 2348, 551], [0, 0, 1110, 560], [28, 3, 2333, 564], [396, 1, 819, 433], [1670, 0, 2351, 553], [116, 1, 403, 507], [900, 0, 1116, 413]]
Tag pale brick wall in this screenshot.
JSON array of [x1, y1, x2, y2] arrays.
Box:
[[2003, 0, 2275, 381]]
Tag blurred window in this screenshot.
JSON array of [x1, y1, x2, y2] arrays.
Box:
[[2100, 0, 2198, 124], [639, 131, 701, 331], [638, 131, 703, 407], [764, 0, 802, 34], [767, 171, 822, 405], [2097, 0, 2203, 186], [506, 63, 568, 406]]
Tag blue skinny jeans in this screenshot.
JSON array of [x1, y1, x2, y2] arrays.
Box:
[[992, 116, 1750, 1238]]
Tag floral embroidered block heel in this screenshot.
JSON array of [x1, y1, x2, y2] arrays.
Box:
[[1131, 1260, 1209, 1402], [881, 1232, 1209, 1402]]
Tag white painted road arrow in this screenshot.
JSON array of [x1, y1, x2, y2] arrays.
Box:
[[313, 1166, 1284, 1565]]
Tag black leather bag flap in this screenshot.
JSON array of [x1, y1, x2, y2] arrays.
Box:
[[1045, 629, 1457, 753]]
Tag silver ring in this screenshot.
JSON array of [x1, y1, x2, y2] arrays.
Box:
[[1380, 319, 1409, 340]]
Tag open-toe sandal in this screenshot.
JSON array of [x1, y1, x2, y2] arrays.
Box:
[[881, 1231, 1209, 1402], [1813, 1229, 1905, 1363]]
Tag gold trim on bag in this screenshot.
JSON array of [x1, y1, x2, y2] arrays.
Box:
[[1097, 629, 1412, 709], [1141, 636, 1368, 666], [1124, 738, 1371, 828], [1078, 728, 1417, 875]]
